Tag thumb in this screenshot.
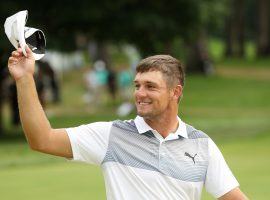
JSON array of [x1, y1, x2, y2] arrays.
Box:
[[25, 45, 35, 59]]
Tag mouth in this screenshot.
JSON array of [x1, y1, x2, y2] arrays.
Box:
[[137, 101, 152, 106]]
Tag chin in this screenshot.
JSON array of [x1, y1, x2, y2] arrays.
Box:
[[137, 110, 148, 117], [137, 111, 146, 117], [137, 110, 153, 118]]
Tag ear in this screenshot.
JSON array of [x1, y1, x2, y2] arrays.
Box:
[[171, 85, 183, 101]]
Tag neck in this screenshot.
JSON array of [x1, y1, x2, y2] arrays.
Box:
[[144, 112, 179, 138]]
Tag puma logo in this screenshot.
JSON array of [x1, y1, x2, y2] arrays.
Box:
[[184, 152, 197, 164]]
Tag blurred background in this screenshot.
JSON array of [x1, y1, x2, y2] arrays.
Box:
[[0, 0, 269, 199]]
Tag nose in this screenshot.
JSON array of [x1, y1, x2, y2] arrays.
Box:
[[134, 86, 147, 98]]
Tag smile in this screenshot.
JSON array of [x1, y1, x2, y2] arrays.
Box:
[[138, 101, 151, 105]]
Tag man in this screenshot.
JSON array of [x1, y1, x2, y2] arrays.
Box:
[[8, 46, 248, 200]]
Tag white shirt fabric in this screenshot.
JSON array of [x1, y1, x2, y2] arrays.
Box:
[[66, 116, 239, 200]]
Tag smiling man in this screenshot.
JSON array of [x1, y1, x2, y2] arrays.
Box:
[[8, 48, 248, 200]]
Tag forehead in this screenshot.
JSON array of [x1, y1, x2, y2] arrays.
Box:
[[134, 71, 166, 85]]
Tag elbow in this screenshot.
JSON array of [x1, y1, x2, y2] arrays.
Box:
[[25, 129, 52, 153], [28, 139, 50, 153], [29, 142, 45, 152]]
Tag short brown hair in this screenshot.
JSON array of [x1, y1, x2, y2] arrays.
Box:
[[136, 55, 185, 88]]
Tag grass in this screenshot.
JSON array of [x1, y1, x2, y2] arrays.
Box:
[[209, 38, 270, 69], [1, 61, 270, 199], [1, 133, 269, 200], [0, 160, 106, 199], [202, 131, 270, 199]]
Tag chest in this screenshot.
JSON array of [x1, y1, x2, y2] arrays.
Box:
[[102, 129, 209, 182]]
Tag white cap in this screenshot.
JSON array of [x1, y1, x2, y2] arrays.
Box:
[[4, 10, 46, 60]]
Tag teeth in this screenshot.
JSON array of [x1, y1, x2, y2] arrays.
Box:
[[139, 102, 150, 104]]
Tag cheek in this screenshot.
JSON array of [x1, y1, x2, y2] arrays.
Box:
[[159, 94, 171, 105]]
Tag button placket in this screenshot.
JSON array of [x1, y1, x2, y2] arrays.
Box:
[[158, 141, 166, 170]]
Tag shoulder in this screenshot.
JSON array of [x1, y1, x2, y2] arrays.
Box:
[[66, 121, 113, 136], [112, 119, 138, 133], [87, 121, 113, 128], [81, 121, 113, 132], [185, 123, 209, 139]]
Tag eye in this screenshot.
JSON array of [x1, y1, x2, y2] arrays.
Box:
[[147, 84, 155, 89], [134, 84, 140, 90]]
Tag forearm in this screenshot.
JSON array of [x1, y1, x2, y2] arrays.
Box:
[[218, 187, 248, 200], [16, 74, 52, 150]]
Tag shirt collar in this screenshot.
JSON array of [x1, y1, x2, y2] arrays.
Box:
[[134, 115, 188, 139]]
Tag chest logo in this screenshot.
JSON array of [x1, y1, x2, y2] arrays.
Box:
[[184, 152, 197, 164]]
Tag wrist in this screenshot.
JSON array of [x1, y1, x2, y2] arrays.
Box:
[[15, 74, 35, 86]]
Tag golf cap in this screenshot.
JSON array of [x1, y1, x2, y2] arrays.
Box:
[[4, 10, 46, 60]]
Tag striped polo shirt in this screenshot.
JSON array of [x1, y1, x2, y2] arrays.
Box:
[[66, 116, 239, 200]]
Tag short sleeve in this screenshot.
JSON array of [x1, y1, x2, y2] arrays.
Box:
[[66, 121, 113, 165], [205, 138, 239, 198]]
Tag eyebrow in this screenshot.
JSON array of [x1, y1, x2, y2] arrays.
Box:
[[134, 80, 159, 86]]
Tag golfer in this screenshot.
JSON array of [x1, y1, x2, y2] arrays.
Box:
[[8, 46, 248, 200]]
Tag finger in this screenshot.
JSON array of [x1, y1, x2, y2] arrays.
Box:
[[17, 48, 23, 53], [11, 51, 22, 57], [8, 56, 19, 62], [8, 57, 18, 65], [25, 45, 34, 59]]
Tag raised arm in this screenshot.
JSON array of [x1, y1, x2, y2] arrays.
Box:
[[8, 46, 72, 158], [218, 187, 248, 200]]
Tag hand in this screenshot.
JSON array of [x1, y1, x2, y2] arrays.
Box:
[[8, 45, 35, 81]]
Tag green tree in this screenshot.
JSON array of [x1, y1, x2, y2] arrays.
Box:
[[224, 0, 245, 57], [257, 0, 270, 56], [1, 0, 227, 72]]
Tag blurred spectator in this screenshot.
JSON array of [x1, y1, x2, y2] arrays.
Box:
[[116, 67, 134, 117], [84, 67, 99, 104], [8, 81, 20, 125], [0, 58, 61, 131], [83, 60, 108, 104], [0, 66, 20, 127], [1, 51, 20, 129], [0, 52, 8, 132], [118, 68, 133, 100], [36, 60, 61, 106], [107, 68, 117, 101]]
